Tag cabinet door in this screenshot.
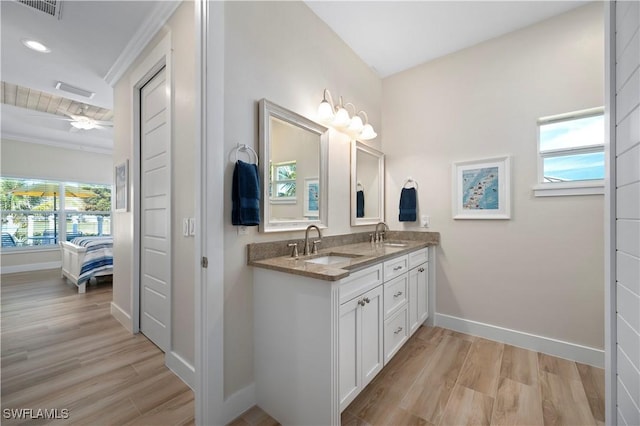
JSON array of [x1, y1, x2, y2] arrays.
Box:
[[384, 305, 409, 363], [361, 285, 384, 387], [339, 297, 361, 411], [408, 267, 420, 335], [417, 263, 429, 323]]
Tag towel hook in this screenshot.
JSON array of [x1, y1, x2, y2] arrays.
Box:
[[229, 143, 259, 166], [357, 181, 364, 190], [402, 177, 418, 190]]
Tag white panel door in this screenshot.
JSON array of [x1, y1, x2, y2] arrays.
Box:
[[140, 67, 170, 352]]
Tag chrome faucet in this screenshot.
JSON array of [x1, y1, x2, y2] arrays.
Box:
[[304, 224, 322, 255], [374, 222, 388, 243]]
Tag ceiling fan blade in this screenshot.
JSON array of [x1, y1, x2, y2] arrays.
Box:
[[93, 120, 113, 127]]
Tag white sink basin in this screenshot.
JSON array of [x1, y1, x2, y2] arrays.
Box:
[[305, 255, 353, 265], [383, 241, 409, 248]]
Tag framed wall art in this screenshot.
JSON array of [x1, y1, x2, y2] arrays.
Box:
[[303, 177, 319, 218], [452, 156, 511, 219], [115, 160, 129, 212]]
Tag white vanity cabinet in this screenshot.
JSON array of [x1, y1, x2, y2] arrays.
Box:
[[253, 245, 432, 426], [408, 248, 429, 335]]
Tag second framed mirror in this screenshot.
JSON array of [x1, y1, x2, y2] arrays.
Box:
[[351, 141, 385, 226]]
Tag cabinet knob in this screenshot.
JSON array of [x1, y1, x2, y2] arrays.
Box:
[[418, 267, 425, 273], [393, 291, 403, 298], [394, 326, 403, 335], [358, 299, 365, 306], [363, 297, 370, 304]]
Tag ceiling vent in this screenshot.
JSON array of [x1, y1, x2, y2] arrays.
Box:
[[55, 81, 95, 99], [16, 0, 62, 19]]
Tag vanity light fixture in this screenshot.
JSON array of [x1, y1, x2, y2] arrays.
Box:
[[317, 89, 377, 140]]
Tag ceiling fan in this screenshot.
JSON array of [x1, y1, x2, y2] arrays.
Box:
[[58, 105, 113, 131]]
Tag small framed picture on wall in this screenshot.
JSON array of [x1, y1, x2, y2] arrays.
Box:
[[115, 160, 129, 212], [452, 156, 511, 219]]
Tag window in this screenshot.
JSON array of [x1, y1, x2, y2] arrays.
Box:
[[534, 107, 605, 196], [269, 161, 297, 203], [1, 178, 111, 249]]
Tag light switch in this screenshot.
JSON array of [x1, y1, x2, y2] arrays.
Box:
[[420, 215, 430, 228], [183, 218, 189, 236], [188, 218, 196, 236], [237, 226, 248, 236]]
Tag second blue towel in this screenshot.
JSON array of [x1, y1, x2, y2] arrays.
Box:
[[399, 187, 417, 222]]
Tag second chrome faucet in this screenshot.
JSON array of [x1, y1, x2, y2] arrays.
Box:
[[374, 221, 388, 243]]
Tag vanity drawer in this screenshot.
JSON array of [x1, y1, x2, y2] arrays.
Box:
[[383, 274, 408, 318], [383, 255, 408, 281], [384, 305, 409, 364], [408, 248, 428, 269], [340, 264, 383, 304]]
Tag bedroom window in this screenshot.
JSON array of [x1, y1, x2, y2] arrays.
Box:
[[533, 107, 605, 197], [1, 177, 111, 249]]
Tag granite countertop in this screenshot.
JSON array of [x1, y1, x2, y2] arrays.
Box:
[[248, 233, 438, 281]]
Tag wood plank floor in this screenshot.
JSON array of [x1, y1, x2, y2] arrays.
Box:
[[1, 269, 194, 426], [230, 326, 604, 426]]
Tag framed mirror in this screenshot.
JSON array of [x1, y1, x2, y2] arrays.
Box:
[[351, 141, 385, 226], [259, 99, 329, 232]]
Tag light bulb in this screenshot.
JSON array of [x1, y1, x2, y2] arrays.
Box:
[[21, 39, 50, 53], [317, 100, 334, 123], [360, 123, 377, 140], [71, 117, 96, 130], [348, 115, 364, 134], [333, 107, 351, 128]]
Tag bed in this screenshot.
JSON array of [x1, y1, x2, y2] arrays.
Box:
[[60, 236, 113, 293]]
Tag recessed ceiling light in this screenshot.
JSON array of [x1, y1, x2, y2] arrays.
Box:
[[21, 39, 50, 53]]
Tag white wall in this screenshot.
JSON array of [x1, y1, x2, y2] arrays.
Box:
[[1, 139, 112, 271], [383, 4, 604, 350], [222, 1, 381, 397], [1, 139, 112, 184], [112, 1, 195, 366]]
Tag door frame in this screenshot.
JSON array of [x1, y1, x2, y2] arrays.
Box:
[[196, 0, 226, 424], [130, 33, 173, 336]]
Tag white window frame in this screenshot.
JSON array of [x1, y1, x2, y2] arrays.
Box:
[[269, 160, 297, 204], [1, 178, 112, 252], [533, 106, 605, 197]]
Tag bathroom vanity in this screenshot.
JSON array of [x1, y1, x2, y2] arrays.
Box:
[[249, 232, 439, 425]]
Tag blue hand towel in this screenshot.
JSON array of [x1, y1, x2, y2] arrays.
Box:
[[232, 160, 260, 226], [356, 190, 365, 218], [399, 188, 417, 222]]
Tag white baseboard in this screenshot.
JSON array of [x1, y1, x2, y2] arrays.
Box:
[[166, 351, 195, 390], [1, 261, 61, 274], [222, 383, 256, 425], [110, 302, 133, 333], [435, 313, 604, 368]]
